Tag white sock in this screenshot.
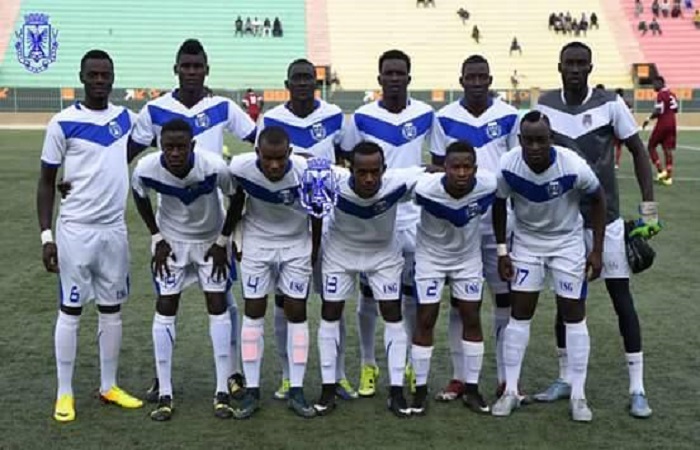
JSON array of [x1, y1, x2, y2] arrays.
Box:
[[98, 311, 122, 393], [384, 321, 408, 387], [566, 320, 590, 400], [241, 316, 264, 389], [273, 303, 289, 380], [503, 318, 530, 395], [493, 307, 510, 384], [402, 294, 417, 354], [411, 344, 433, 386], [209, 313, 232, 394], [357, 293, 378, 366], [227, 298, 241, 374], [557, 347, 569, 383], [55, 312, 80, 398], [287, 321, 309, 388], [153, 313, 176, 397], [448, 307, 464, 381], [626, 352, 645, 395], [318, 319, 340, 385], [462, 340, 484, 385], [336, 314, 347, 381]]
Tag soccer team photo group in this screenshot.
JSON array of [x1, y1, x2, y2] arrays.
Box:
[[2, 2, 698, 448]]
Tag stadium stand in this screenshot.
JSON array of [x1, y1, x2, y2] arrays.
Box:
[[326, 0, 634, 90], [0, 0, 306, 89], [619, 0, 700, 87]]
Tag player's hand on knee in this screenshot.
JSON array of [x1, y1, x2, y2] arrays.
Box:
[[205, 242, 228, 281], [56, 179, 72, 199], [151, 240, 174, 279], [586, 250, 602, 281], [42, 242, 59, 273], [498, 255, 514, 281]]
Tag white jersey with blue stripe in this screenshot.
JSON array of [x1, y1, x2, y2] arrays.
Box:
[[228, 153, 310, 248], [340, 99, 436, 230], [327, 167, 425, 250], [257, 100, 343, 162], [131, 148, 234, 242], [415, 170, 497, 265], [40, 102, 133, 226], [131, 90, 256, 155], [496, 145, 600, 255], [431, 98, 519, 235]]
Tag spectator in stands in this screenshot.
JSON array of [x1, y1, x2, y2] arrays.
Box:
[[579, 15, 589, 35], [694, 9, 700, 27], [672, 3, 682, 17], [235, 16, 244, 37], [457, 8, 470, 24], [650, 17, 663, 34], [263, 18, 272, 36], [590, 12, 599, 29], [635, 0, 644, 17], [549, 12, 558, 29], [572, 19, 581, 36], [638, 19, 649, 35], [244, 17, 254, 36], [252, 17, 262, 36], [417, 0, 425, 6], [427, 0, 436, 6], [472, 25, 481, 43], [661, 0, 671, 17], [509, 37, 522, 56], [510, 70, 520, 90], [565, 11, 572, 24], [273, 17, 283, 37], [652, 0, 661, 17], [686, 0, 695, 11], [595, 83, 606, 91]]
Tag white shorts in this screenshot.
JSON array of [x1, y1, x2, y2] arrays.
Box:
[[56, 221, 130, 307], [481, 233, 510, 295], [152, 238, 235, 296], [240, 241, 312, 300], [414, 252, 484, 304], [323, 240, 404, 301], [359, 226, 416, 293], [509, 241, 587, 300], [585, 218, 630, 279]]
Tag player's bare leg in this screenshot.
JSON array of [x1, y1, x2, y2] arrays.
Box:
[[234, 297, 267, 419], [457, 299, 489, 414], [379, 300, 410, 418], [411, 302, 440, 415], [315, 300, 345, 415], [661, 145, 674, 186]]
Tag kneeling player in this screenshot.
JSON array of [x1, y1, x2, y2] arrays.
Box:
[[491, 111, 605, 422], [411, 141, 495, 415], [131, 119, 238, 421], [315, 142, 424, 418], [229, 126, 317, 419]]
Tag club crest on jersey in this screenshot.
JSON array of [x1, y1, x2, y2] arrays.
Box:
[[486, 121, 502, 139], [195, 112, 210, 129], [402, 122, 417, 141], [547, 180, 562, 198], [278, 189, 296, 205], [14, 13, 59, 74], [467, 202, 482, 218], [373, 200, 389, 214], [582, 113, 592, 128], [310, 123, 327, 141], [108, 120, 123, 138]]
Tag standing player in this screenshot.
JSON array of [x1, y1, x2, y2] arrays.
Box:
[[228, 127, 317, 419], [314, 142, 423, 417], [129, 39, 257, 401], [491, 111, 606, 422], [411, 141, 496, 415], [340, 49, 436, 396], [131, 119, 238, 421], [535, 41, 659, 418], [430, 55, 520, 401], [643, 76, 678, 186], [256, 59, 356, 401], [37, 50, 143, 422], [242, 88, 264, 123]]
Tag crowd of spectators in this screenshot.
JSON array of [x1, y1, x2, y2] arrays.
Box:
[[549, 11, 599, 36], [234, 16, 284, 37]]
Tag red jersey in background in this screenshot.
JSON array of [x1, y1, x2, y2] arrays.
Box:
[[243, 91, 263, 121]]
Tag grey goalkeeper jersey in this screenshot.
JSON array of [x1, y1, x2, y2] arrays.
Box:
[[536, 88, 638, 226]]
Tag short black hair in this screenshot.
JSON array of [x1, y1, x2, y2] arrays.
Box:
[[595, 83, 606, 90], [615, 88, 624, 96], [379, 49, 411, 74], [445, 141, 476, 159], [161, 118, 193, 139], [461, 54, 489, 73], [559, 41, 592, 61], [351, 141, 385, 165], [655, 75, 665, 84], [80, 49, 113, 72], [287, 58, 315, 77], [519, 110, 550, 131], [258, 126, 290, 147], [176, 39, 208, 63]]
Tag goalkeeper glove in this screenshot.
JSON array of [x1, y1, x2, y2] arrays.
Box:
[[629, 201, 662, 239]]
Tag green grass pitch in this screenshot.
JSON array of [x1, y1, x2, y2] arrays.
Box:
[[0, 130, 698, 449]]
